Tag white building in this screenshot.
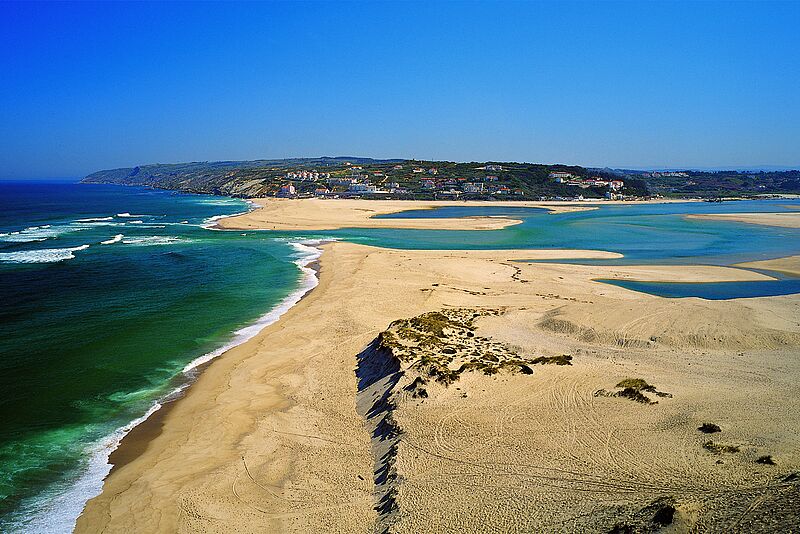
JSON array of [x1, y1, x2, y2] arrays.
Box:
[[462, 182, 484, 193], [349, 182, 378, 193]]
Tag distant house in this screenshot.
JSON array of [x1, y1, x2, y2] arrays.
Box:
[[609, 180, 624, 190], [328, 176, 357, 186], [393, 164, 404, 170], [513, 189, 525, 196], [412, 167, 425, 173], [428, 168, 439, 175], [462, 182, 483, 193], [421, 179, 436, 189], [484, 164, 503, 171], [285, 170, 328, 182], [349, 182, 378, 193], [438, 189, 461, 198], [484, 175, 499, 182], [314, 187, 330, 196], [277, 183, 297, 198], [550, 171, 576, 182]]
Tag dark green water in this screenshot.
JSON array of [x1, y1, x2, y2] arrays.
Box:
[[0, 182, 319, 532]]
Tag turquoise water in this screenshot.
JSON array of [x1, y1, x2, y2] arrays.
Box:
[[0, 182, 319, 532], [345, 201, 800, 298], [361, 201, 800, 266], [2, 185, 799, 531]]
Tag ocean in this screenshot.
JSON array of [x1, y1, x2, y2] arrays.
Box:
[[2, 181, 800, 531], [0, 181, 320, 532]]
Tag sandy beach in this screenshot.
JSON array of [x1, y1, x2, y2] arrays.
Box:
[[687, 212, 800, 228], [77, 202, 800, 533]]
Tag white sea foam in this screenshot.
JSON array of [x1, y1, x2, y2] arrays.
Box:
[[201, 210, 249, 229], [10, 401, 165, 534], [127, 220, 144, 224], [201, 200, 258, 229], [120, 236, 187, 246], [0, 244, 90, 263], [76, 217, 114, 222], [100, 234, 124, 245], [0, 224, 86, 243], [195, 198, 243, 207], [8, 239, 325, 534], [82, 221, 124, 227]]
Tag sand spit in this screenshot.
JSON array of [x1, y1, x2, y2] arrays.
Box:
[[737, 255, 800, 278], [215, 198, 625, 231], [687, 212, 800, 228], [76, 241, 800, 533]]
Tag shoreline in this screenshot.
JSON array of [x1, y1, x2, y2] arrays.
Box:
[[110, 241, 328, 473], [45, 239, 324, 534]]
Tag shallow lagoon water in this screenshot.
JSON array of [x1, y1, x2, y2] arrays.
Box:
[[343, 199, 800, 299]]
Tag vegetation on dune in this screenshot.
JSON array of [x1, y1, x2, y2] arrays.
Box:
[[595, 378, 672, 405], [703, 441, 741, 454], [531, 354, 573, 366], [698, 423, 722, 434], [377, 308, 562, 388], [616, 378, 653, 390]]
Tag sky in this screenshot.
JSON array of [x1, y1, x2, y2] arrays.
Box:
[[0, 1, 798, 179]]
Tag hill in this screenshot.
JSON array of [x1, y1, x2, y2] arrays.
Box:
[[82, 158, 799, 200]]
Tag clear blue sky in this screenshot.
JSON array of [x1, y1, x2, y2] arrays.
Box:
[[1, 1, 798, 179]]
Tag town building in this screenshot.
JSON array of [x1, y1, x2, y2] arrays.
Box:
[[550, 171, 576, 182], [277, 184, 296, 198], [463, 182, 484, 193], [349, 182, 378, 194]]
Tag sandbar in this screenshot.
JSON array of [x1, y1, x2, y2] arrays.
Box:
[[687, 212, 800, 228]]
